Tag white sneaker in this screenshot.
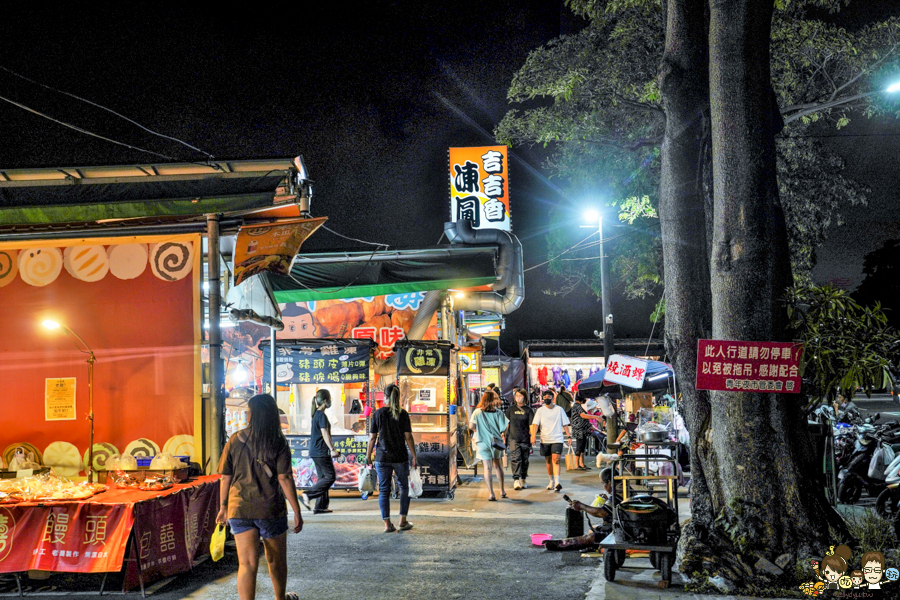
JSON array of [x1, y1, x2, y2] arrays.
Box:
[[546, 482, 554, 490], [514, 480, 522, 490], [521, 480, 528, 489]]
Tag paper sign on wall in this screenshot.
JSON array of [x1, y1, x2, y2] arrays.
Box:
[[45, 377, 76, 421], [417, 388, 437, 408]]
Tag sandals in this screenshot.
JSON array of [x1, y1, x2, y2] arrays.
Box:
[[488, 496, 497, 501], [501, 492, 508, 499], [398, 522, 414, 531], [286, 593, 299, 600], [298, 493, 311, 511], [384, 523, 397, 533]]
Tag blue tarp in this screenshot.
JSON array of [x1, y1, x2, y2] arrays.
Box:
[[578, 357, 674, 396]]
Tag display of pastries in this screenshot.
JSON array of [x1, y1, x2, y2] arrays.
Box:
[[43, 441, 82, 477], [0, 472, 106, 502]]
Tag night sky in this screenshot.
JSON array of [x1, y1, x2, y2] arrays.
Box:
[[2, 2, 897, 355]]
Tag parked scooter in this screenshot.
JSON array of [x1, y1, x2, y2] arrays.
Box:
[[838, 423, 900, 504], [875, 450, 900, 517]]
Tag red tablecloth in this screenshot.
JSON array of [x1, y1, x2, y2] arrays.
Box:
[[0, 475, 220, 590]]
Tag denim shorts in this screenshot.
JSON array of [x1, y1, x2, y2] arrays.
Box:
[[228, 515, 288, 539]]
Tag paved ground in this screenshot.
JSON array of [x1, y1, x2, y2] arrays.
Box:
[[1, 466, 613, 599], [9, 423, 889, 600]]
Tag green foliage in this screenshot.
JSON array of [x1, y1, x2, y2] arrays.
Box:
[[785, 285, 898, 403], [499, 0, 900, 301], [618, 195, 657, 224], [843, 510, 896, 555]]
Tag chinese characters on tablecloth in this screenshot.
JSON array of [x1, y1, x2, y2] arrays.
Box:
[[450, 146, 511, 232], [695, 340, 803, 393]]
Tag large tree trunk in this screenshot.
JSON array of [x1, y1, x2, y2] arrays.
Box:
[[696, 0, 846, 581], [657, 0, 718, 569]]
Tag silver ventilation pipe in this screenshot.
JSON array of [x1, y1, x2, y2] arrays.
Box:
[[442, 219, 525, 313]]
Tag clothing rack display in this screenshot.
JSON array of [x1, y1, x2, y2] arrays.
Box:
[[530, 362, 604, 391]]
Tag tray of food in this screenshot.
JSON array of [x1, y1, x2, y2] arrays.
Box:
[[97, 467, 188, 487], [0, 472, 107, 503]]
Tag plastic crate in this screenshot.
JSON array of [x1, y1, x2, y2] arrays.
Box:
[[135, 456, 189, 468]]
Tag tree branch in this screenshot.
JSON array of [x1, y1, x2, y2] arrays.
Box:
[[613, 92, 665, 118], [782, 91, 878, 124], [828, 42, 899, 102], [580, 135, 664, 151]]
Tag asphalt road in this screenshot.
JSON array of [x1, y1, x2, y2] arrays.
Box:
[[852, 392, 900, 423], [1, 467, 613, 600]]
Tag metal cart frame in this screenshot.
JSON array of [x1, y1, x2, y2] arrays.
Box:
[[598, 453, 681, 585]]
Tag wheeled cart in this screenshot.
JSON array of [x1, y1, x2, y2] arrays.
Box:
[[599, 453, 681, 585]]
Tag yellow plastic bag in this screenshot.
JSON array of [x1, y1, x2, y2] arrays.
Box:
[[210, 523, 226, 562]]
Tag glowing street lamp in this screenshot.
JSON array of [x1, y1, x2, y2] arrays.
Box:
[[42, 319, 96, 483]]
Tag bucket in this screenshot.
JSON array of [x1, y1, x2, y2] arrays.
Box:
[[531, 533, 552, 546]]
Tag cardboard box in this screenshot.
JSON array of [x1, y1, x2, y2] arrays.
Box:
[[625, 393, 653, 414]]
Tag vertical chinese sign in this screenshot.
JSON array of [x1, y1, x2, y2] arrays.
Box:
[[449, 146, 511, 231], [695, 340, 803, 393]]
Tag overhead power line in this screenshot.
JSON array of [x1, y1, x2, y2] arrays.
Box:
[[0, 94, 182, 161], [0, 65, 215, 160]]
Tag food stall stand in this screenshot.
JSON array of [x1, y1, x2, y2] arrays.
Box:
[[520, 339, 664, 395], [395, 341, 458, 499], [261, 338, 375, 492], [578, 356, 685, 480], [0, 474, 219, 596]]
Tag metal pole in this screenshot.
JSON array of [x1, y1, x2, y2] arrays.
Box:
[[207, 214, 224, 472], [599, 216, 613, 366], [270, 328, 277, 398], [87, 353, 95, 483], [599, 216, 618, 448]]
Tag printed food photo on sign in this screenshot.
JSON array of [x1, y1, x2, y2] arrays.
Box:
[[63, 245, 110, 282], [0, 249, 18, 287], [277, 293, 439, 359], [107, 243, 148, 280], [18, 247, 63, 287], [150, 241, 194, 281], [232, 217, 326, 285]]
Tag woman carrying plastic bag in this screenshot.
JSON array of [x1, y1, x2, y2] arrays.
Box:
[[409, 467, 424, 498], [365, 384, 418, 532]]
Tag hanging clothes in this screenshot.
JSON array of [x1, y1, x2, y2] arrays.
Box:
[[537, 366, 549, 386], [575, 368, 584, 382], [551, 365, 562, 386], [589, 365, 600, 377], [561, 369, 571, 389]]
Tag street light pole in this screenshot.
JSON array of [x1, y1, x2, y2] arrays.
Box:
[[598, 215, 614, 366], [42, 320, 96, 483]]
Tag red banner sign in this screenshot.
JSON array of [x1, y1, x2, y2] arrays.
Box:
[[0, 502, 133, 573], [123, 477, 219, 590], [0, 476, 219, 591], [696, 340, 803, 393]]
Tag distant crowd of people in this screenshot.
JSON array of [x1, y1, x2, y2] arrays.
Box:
[[217, 384, 611, 600]]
